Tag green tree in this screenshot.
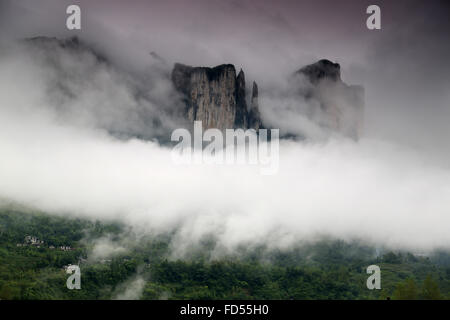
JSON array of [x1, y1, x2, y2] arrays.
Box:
[[421, 275, 441, 300], [393, 278, 418, 300]]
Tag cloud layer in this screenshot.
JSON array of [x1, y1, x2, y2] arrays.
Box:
[[0, 0, 450, 253]]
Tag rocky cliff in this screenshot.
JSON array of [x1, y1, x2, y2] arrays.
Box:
[[172, 59, 363, 139], [171, 63, 262, 131], [24, 37, 363, 141], [248, 81, 262, 131]]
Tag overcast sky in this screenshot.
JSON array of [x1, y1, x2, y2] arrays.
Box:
[[1, 0, 450, 252], [1, 0, 449, 156]]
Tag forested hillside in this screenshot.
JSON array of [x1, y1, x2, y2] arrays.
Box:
[[0, 210, 448, 300]]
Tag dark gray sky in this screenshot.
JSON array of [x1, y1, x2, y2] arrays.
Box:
[[1, 0, 449, 156]]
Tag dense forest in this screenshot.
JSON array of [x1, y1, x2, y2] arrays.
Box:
[[0, 209, 449, 300]]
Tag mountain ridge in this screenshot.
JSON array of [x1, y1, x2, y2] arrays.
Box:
[[23, 36, 364, 140]]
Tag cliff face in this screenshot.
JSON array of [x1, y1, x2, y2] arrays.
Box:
[[25, 37, 363, 141], [173, 59, 363, 139], [172, 63, 262, 131], [248, 81, 262, 130], [298, 59, 341, 84], [296, 59, 364, 139]]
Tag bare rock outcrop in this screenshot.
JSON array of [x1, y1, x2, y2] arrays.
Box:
[[248, 81, 262, 131], [296, 59, 364, 139], [171, 63, 262, 131]]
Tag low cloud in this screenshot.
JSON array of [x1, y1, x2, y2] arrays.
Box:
[[113, 276, 146, 300], [0, 36, 449, 256]]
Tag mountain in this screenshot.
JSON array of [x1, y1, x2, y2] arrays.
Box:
[[23, 37, 363, 140], [171, 63, 262, 131], [296, 59, 364, 139]]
